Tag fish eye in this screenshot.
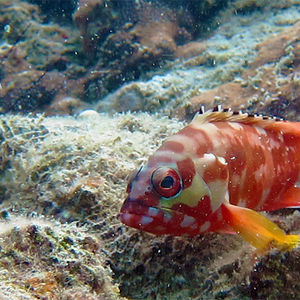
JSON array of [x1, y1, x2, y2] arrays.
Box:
[[151, 167, 182, 198], [160, 175, 174, 188]]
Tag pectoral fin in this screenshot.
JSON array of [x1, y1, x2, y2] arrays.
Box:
[[222, 204, 299, 253]]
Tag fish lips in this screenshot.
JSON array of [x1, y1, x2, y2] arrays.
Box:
[[120, 197, 173, 233]]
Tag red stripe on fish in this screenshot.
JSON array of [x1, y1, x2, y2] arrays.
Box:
[[177, 157, 196, 188]]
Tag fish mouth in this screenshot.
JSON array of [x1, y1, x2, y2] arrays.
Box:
[[120, 198, 186, 234], [120, 200, 165, 230]]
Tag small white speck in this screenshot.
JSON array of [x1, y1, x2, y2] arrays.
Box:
[[4, 24, 11, 33]]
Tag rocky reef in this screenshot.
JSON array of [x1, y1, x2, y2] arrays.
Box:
[[189, 20, 300, 121], [0, 217, 121, 299], [0, 0, 298, 115], [1, 112, 300, 299], [1, 1, 300, 299], [0, 112, 181, 299], [97, 2, 300, 119], [0, 0, 230, 114]]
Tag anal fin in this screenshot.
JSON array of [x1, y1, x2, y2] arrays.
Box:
[[222, 204, 299, 253]]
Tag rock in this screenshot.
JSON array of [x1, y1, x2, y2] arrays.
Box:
[[95, 4, 300, 117], [190, 21, 300, 120], [0, 216, 121, 299], [72, 0, 233, 103], [0, 0, 83, 113], [175, 41, 207, 59]]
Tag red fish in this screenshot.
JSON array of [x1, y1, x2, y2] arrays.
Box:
[[120, 107, 300, 252]]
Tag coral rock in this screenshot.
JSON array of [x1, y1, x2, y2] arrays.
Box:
[[0, 217, 122, 299], [190, 21, 300, 119], [175, 41, 207, 59]]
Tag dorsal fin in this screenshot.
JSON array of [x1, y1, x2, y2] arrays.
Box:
[[193, 105, 284, 127], [192, 106, 300, 137]]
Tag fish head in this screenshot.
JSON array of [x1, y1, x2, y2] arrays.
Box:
[[120, 157, 214, 235]]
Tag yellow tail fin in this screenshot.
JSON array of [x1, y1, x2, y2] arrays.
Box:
[[222, 204, 299, 253]]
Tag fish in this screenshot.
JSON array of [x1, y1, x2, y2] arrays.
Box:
[[120, 106, 300, 253]]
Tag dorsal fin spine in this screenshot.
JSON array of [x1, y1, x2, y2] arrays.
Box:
[[192, 106, 284, 128]]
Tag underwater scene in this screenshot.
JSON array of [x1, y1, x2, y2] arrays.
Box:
[[0, 0, 300, 299]]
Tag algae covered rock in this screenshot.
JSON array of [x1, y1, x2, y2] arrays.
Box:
[[0, 112, 183, 222], [0, 111, 183, 299], [0, 216, 122, 299], [0, 0, 82, 113], [0, 0, 299, 116], [96, 3, 300, 118], [249, 249, 300, 299], [190, 20, 300, 121]]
